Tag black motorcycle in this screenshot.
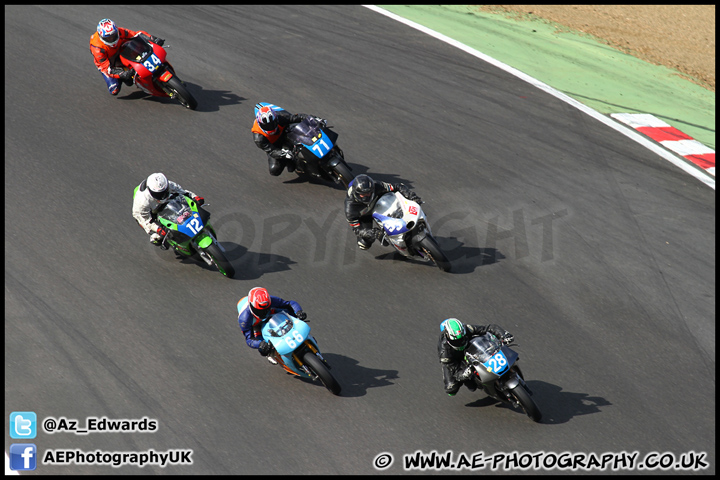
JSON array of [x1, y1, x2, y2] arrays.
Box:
[[284, 116, 354, 187], [464, 333, 542, 422]]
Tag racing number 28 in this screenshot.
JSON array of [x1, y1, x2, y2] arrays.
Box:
[[486, 352, 507, 373]]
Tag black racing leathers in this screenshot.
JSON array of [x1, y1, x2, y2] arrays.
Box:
[[253, 110, 312, 176], [438, 323, 511, 395], [344, 181, 415, 247]]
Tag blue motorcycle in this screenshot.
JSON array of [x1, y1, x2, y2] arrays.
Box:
[[261, 311, 341, 395], [460, 331, 542, 422], [255, 102, 355, 187]]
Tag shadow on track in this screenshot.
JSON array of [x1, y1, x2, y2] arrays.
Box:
[[318, 353, 400, 398], [117, 82, 245, 112], [464, 380, 611, 425]]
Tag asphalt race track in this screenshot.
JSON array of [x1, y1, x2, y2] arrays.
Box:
[[5, 5, 715, 475]]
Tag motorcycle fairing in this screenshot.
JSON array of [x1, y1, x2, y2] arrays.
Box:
[[262, 312, 311, 356], [287, 118, 337, 159], [373, 213, 411, 235]]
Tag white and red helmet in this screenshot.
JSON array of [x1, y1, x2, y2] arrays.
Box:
[[97, 19, 119, 47]]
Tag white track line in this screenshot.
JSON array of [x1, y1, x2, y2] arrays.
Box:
[[363, 5, 714, 190]]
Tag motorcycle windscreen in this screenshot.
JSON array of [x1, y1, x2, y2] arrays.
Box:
[[157, 197, 204, 238], [286, 118, 334, 159], [373, 193, 409, 234], [466, 335, 509, 375], [373, 193, 403, 218], [120, 37, 151, 62], [262, 312, 310, 355], [373, 213, 410, 235]]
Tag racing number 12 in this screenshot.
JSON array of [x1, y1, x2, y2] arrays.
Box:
[[185, 217, 202, 235]]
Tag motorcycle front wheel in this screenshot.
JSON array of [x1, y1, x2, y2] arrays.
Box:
[[510, 384, 542, 422], [164, 76, 197, 110], [302, 351, 341, 395], [331, 161, 354, 188], [204, 243, 235, 278], [417, 235, 451, 272]]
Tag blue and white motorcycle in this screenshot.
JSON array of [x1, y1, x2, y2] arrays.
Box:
[[372, 192, 451, 271], [460, 331, 542, 422], [256, 102, 355, 187], [261, 311, 341, 396]]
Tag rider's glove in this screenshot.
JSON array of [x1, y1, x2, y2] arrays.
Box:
[[502, 333, 514, 345], [279, 149, 294, 160], [314, 117, 328, 127], [361, 228, 380, 241], [109, 67, 126, 77], [258, 341, 272, 356], [457, 365, 474, 381], [118, 70, 133, 81], [156, 226, 168, 237], [150, 36, 165, 46], [193, 196, 205, 206], [296, 311, 307, 321], [410, 192, 422, 204]]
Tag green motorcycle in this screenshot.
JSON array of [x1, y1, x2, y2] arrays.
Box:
[[133, 189, 235, 278]]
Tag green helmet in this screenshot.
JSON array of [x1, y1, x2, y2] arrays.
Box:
[[441, 318, 468, 350]]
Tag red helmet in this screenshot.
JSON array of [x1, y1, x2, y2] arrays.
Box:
[[248, 287, 271, 321]]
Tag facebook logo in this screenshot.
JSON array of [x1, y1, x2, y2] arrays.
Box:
[[10, 411, 37, 439], [9, 444, 37, 471]]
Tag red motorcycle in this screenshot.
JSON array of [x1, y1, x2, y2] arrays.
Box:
[[118, 35, 197, 110]]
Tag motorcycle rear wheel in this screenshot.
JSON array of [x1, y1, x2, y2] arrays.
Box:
[[417, 235, 451, 272], [164, 76, 197, 110], [302, 351, 341, 395], [510, 384, 542, 422], [204, 243, 235, 278]]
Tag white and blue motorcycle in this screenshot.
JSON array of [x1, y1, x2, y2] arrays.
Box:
[[372, 191, 451, 271]]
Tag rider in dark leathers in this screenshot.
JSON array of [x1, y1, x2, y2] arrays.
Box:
[[344, 174, 421, 250], [438, 318, 513, 396]]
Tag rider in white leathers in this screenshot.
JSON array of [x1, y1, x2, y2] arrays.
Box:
[[132, 172, 201, 245]]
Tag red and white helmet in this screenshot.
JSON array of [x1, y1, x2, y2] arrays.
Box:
[[248, 287, 272, 322], [97, 19, 119, 47]]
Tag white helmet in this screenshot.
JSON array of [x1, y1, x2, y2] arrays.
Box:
[[147, 173, 169, 201]]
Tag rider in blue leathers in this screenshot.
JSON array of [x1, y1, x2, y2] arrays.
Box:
[[237, 287, 306, 364]]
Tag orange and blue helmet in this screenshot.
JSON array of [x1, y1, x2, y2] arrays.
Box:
[[97, 19, 119, 47], [255, 104, 279, 134]]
